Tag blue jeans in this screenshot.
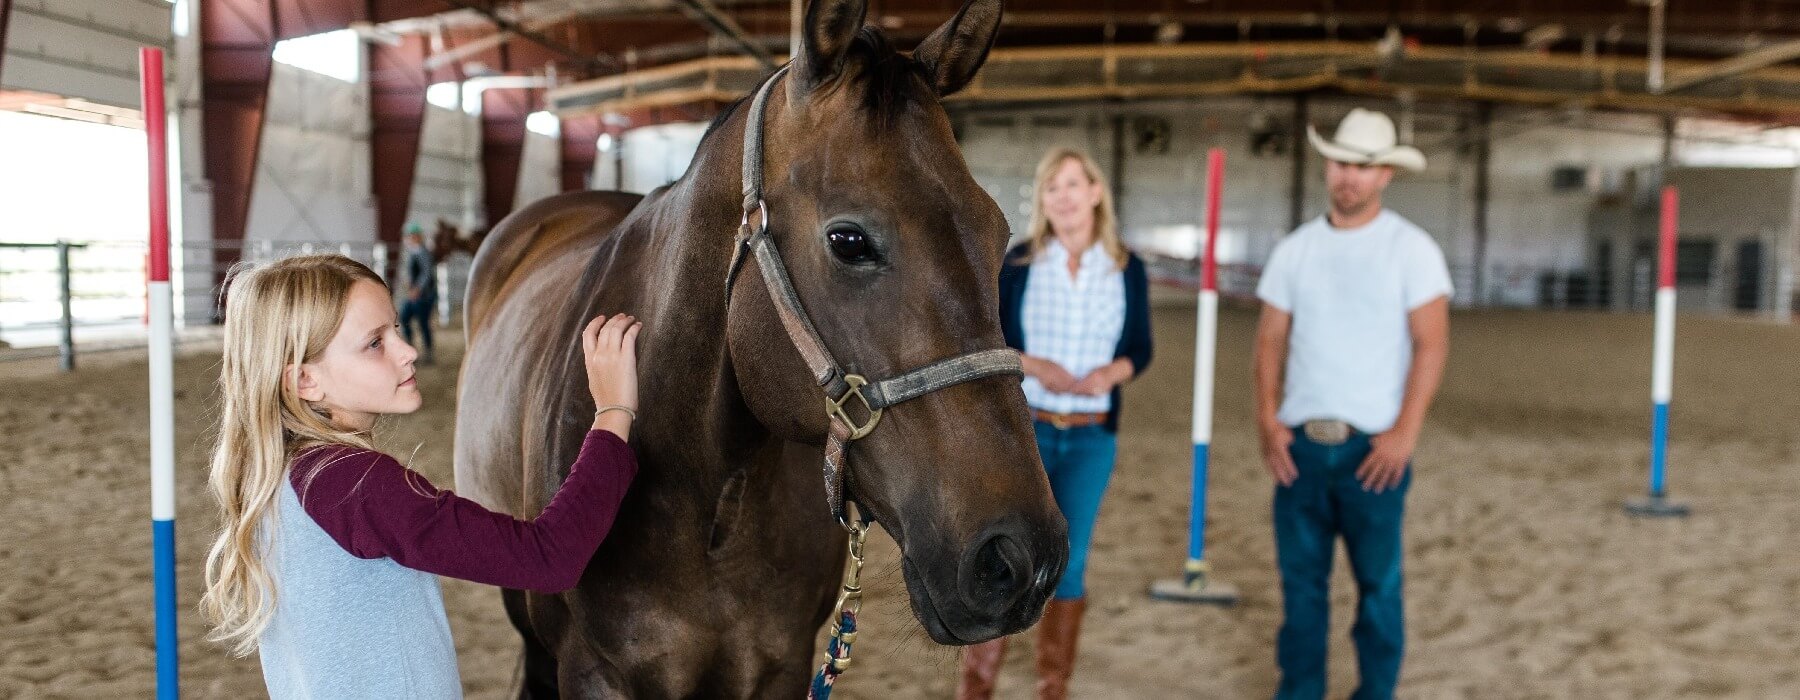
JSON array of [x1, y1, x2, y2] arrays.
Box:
[[1274, 428, 1410, 700], [399, 295, 435, 351], [1034, 422, 1117, 600]]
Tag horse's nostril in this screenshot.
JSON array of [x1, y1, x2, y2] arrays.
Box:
[[960, 532, 1032, 615], [975, 536, 1019, 591]]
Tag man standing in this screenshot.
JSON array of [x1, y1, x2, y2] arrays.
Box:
[[399, 223, 439, 365], [1253, 108, 1452, 700]]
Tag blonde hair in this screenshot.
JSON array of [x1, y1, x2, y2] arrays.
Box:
[[201, 254, 385, 656], [1024, 147, 1127, 269]]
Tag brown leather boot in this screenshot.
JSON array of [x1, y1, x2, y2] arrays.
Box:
[[956, 637, 1008, 700], [1034, 598, 1086, 700]]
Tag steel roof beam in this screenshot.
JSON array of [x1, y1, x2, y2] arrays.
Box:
[[437, 0, 615, 72], [672, 0, 776, 71], [1662, 39, 1800, 94]]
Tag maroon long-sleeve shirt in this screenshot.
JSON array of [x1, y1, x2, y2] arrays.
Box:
[[288, 430, 637, 594]]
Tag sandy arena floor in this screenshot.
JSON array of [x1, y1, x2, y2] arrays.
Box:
[[3, 289, 1797, 698]]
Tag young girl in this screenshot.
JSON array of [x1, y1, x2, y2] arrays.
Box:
[[199, 254, 640, 697]]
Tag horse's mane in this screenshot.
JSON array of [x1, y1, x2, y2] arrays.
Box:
[[697, 27, 927, 150]]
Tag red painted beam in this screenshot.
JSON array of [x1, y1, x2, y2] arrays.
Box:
[[370, 33, 434, 278], [481, 84, 533, 228], [560, 113, 600, 192], [201, 0, 277, 277]]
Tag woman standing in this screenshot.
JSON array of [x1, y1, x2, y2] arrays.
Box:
[[959, 148, 1153, 699]]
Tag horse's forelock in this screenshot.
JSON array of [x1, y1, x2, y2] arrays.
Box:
[[845, 27, 931, 126], [703, 27, 928, 140]]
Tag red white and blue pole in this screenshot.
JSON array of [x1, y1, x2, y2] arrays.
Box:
[[1627, 185, 1690, 517], [141, 46, 181, 698], [1150, 149, 1238, 604]]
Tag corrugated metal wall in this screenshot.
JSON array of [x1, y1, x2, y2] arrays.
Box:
[[408, 103, 483, 232], [246, 61, 376, 245], [1, 0, 171, 108]]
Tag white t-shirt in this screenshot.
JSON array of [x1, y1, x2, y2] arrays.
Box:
[[1256, 209, 1453, 433]]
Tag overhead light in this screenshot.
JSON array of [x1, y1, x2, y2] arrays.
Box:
[[1155, 21, 1184, 45]]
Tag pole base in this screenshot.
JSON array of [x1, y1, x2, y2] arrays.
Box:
[[1149, 576, 1240, 605], [1624, 495, 1691, 518]]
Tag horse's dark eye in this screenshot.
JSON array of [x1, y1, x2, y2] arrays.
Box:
[[826, 226, 875, 263]]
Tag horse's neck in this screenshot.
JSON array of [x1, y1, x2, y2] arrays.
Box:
[[608, 117, 771, 475]]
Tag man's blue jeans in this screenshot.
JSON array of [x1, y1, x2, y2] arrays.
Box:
[[1034, 422, 1117, 601], [1274, 427, 1410, 700], [399, 295, 435, 352]]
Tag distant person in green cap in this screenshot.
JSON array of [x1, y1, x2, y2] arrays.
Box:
[[399, 223, 438, 365]]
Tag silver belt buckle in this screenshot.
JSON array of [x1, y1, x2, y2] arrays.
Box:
[[1303, 420, 1351, 446]]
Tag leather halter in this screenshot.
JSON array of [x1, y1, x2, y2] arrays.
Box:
[[724, 65, 1024, 529]]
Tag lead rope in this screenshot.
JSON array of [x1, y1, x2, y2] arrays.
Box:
[[807, 502, 868, 700]]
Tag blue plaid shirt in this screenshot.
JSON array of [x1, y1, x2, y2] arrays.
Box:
[[1019, 240, 1127, 414]]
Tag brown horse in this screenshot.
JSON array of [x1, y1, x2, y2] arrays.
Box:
[[453, 0, 1067, 695], [427, 217, 487, 262]]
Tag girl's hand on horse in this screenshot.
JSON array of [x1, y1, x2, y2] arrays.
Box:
[[581, 314, 642, 437]]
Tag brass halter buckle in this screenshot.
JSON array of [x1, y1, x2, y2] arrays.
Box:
[[826, 374, 883, 440]]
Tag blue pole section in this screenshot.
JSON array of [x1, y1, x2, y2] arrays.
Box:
[[1189, 443, 1209, 563], [1649, 402, 1670, 497], [154, 519, 178, 698]]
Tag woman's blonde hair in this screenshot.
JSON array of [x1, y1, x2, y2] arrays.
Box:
[[1024, 147, 1127, 269], [200, 254, 385, 656]]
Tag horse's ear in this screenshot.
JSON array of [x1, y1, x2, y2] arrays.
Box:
[[911, 0, 1003, 97], [794, 0, 868, 89]]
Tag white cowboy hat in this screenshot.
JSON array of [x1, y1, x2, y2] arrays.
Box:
[[1306, 108, 1427, 172]]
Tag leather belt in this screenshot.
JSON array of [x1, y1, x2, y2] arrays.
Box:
[[1033, 410, 1109, 430], [1301, 419, 1354, 446]]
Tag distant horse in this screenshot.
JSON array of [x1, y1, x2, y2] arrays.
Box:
[[453, 0, 1067, 695], [427, 218, 486, 262]]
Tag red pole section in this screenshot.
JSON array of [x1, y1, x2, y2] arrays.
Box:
[[1202, 148, 1224, 292], [141, 48, 170, 283], [1657, 185, 1677, 290]]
